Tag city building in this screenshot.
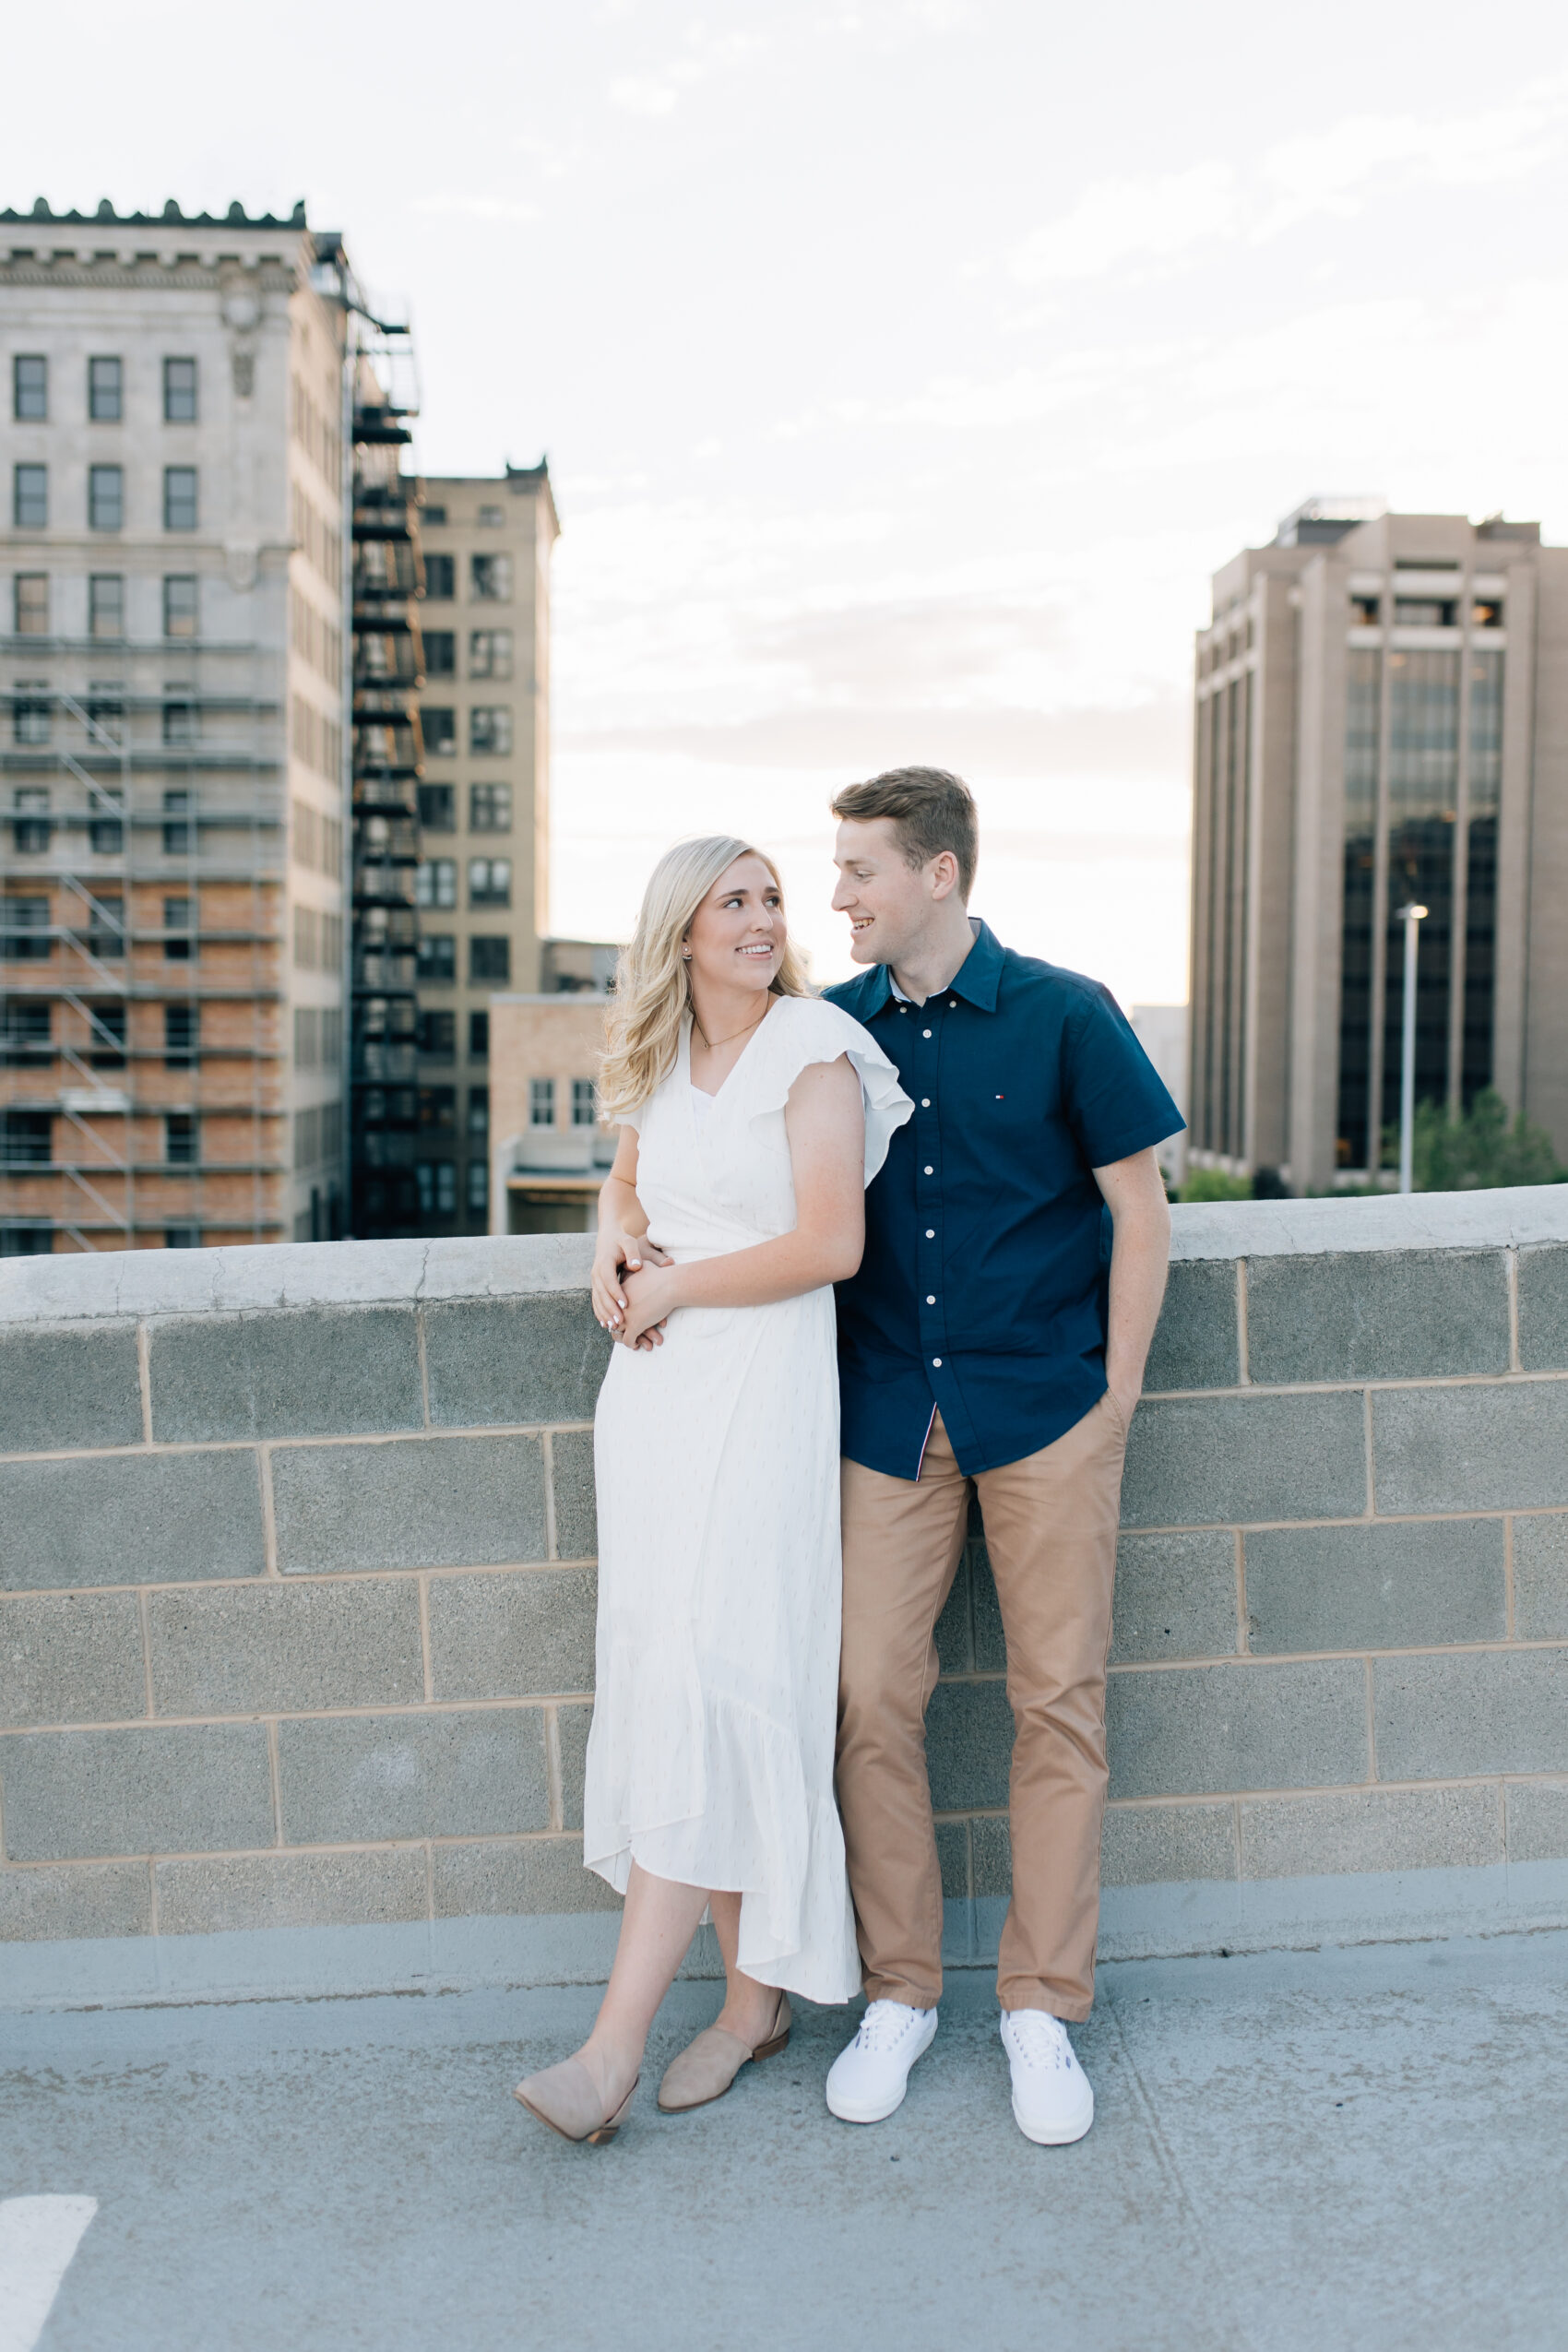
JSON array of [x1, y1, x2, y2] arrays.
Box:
[[1187, 499, 1568, 1194], [1130, 1004, 1187, 1189], [488, 988, 616, 1233], [408, 466, 561, 1234], [1, 197, 350, 1252]]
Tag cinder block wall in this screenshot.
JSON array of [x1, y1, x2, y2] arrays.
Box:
[[2, 1190, 1567, 2008]]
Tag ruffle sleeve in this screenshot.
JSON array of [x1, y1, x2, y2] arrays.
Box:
[[745, 996, 912, 1186]]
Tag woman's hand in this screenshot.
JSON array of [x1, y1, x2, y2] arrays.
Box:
[[592, 1229, 671, 1336], [617, 1261, 684, 1348]]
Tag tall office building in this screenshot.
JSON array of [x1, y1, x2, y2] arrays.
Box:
[[1188, 500, 1568, 1194], [1, 198, 350, 1252]]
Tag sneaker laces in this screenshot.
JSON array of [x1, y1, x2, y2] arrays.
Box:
[[1004, 2012, 1074, 2072], [855, 2000, 926, 2053]]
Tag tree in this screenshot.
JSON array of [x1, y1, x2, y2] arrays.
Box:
[[1388, 1089, 1568, 1192]]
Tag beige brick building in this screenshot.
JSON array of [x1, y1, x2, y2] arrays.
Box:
[[1188, 500, 1568, 1194], [488, 990, 614, 1234]]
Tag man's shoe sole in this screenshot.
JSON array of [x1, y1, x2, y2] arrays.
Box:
[[825, 2014, 937, 2123], [1011, 2092, 1094, 2146]]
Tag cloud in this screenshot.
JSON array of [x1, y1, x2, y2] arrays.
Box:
[[410, 192, 541, 222], [607, 27, 764, 118], [1011, 163, 1239, 284]]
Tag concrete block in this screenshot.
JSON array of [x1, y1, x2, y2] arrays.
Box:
[[933, 1547, 972, 1674], [0, 1724, 274, 1859], [1167, 1182, 1568, 1264], [1101, 1802, 1236, 1885], [422, 1294, 610, 1429], [0, 1321, 142, 1453], [0, 1448, 266, 1592], [1373, 1383, 1568, 1515], [427, 1569, 596, 1702], [154, 1848, 430, 1936], [1111, 1530, 1238, 1664], [926, 1679, 1014, 1811], [148, 1306, 422, 1442], [1121, 1393, 1367, 1529], [934, 1817, 970, 1900], [1244, 1517, 1506, 1654], [1518, 1244, 1568, 1372], [432, 1835, 622, 1918], [277, 1706, 550, 1844], [1240, 1785, 1501, 1879], [1373, 1648, 1568, 1780], [1143, 1259, 1239, 1393], [1505, 1779, 1568, 1862], [0, 1592, 145, 1728], [1106, 1658, 1369, 1798], [270, 1433, 546, 1574], [148, 1580, 424, 1718], [551, 1428, 597, 1560], [1513, 1514, 1568, 1640], [1247, 1249, 1510, 1384], [0, 1859, 151, 1942], [556, 1702, 593, 1832], [970, 1812, 1011, 1897]]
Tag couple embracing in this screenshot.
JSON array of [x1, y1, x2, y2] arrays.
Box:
[[514, 766, 1182, 2150]]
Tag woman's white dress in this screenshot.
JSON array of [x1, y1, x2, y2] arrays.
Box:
[[583, 994, 911, 2002]]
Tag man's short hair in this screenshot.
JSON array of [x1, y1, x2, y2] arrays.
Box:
[[831, 766, 978, 899]]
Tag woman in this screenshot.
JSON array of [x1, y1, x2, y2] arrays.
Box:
[[514, 836, 909, 2144]]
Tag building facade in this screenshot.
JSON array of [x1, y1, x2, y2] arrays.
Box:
[[408, 467, 559, 1234], [1, 198, 350, 1252], [1188, 500, 1568, 1194]]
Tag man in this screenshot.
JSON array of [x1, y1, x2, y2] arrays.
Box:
[[822, 766, 1182, 2145]]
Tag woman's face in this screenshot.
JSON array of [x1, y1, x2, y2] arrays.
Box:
[[684, 854, 785, 997]]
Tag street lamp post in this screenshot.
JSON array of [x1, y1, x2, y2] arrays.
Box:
[[1396, 901, 1428, 1194]]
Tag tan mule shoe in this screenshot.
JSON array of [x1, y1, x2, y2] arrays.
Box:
[[657, 1992, 792, 2114], [514, 2056, 637, 2144]]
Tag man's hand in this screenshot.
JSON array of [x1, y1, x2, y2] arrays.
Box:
[[616, 1261, 683, 1349], [592, 1229, 671, 1336]]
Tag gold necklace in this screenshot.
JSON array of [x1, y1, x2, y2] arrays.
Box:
[[691, 1002, 770, 1051]]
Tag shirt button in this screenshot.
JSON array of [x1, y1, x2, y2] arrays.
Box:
[[921, 1098, 930, 1108], [925, 1229, 934, 1239], [949, 999, 956, 1007], [926, 1294, 935, 1304], [932, 1357, 942, 1368], [923, 1165, 933, 1175], [922, 1028, 932, 1038]]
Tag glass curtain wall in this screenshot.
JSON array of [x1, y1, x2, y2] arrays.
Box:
[[1380, 650, 1459, 1143], [1463, 652, 1502, 1105], [1336, 650, 1380, 1166]]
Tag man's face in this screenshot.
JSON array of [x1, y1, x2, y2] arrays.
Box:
[[831, 816, 934, 967]]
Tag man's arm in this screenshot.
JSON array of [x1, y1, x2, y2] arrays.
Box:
[[1091, 1146, 1172, 1423]]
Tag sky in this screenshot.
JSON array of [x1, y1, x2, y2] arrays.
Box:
[[11, 0, 1568, 1002]]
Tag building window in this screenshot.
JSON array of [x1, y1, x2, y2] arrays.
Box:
[[468, 857, 511, 907], [164, 1004, 198, 1065], [469, 628, 513, 679], [1464, 650, 1504, 1109], [85, 686, 124, 744], [1350, 595, 1380, 626], [417, 934, 456, 984], [15, 575, 49, 635], [163, 357, 198, 422], [14, 464, 47, 528], [165, 1227, 201, 1249], [89, 464, 124, 531], [162, 691, 196, 745], [165, 1112, 198, 1164], [423, 505, 447, 526], [89, 787, 124, 855], [422, 707, 456, 754], [417, 782, 455, 831], [13, 355, 47, 421], [416, 1161, 457, 1215], [89, 574, 125, 639], [423, 630, 456, 676], [468, 1087, 489, 1138], [466, 1158, 489, 1213], [469, 782, 512, 833], [163, 575, 198, 638], [478, 505, 505, 527], [419, 1085, 457, 1134], [13, 787, 52, 850], [417, 1009, 456, 1060], [530, 1076, 556, 1127], [2, 1112, 53, 1166], [469, 936, 510, 983], [89, 1003, 127, 1067], [13, 686, 51, 747], [423, 553, 455, 600], [162, 789, 193, 853], [163, 466, 198, 530], [572, 1078, 597, 1127], [1393, 597, 1456, 629], [164, 897, 195, 959], [2, 896, 52, 959], [85, 893, 124, 960], [415, 857, 457, 909], [294, 1007, 320, 1068], [1471, 599, 1504, 630], [469, 1010, 489, 1059], [470, 552, 512, 601], [89, 357, 124, 422], [469, 707, 512, 755], [1, 1001, 51, 1066], [1, 1227, 54, 1255]]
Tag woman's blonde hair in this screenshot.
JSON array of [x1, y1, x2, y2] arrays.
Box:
[[599, 836, 811, 1122]]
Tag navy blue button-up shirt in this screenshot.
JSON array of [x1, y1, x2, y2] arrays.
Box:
[[825, 921, 1182, 1479]]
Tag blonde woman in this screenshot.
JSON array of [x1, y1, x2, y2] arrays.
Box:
[[514, 837, 910, 2144]]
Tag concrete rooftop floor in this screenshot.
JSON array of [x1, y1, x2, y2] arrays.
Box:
[[4, 1928, 1567, 2352]]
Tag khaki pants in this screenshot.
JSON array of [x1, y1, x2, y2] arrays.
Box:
[[836, 1394, 1127, 2022]]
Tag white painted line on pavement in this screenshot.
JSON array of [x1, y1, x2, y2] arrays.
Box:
[[0, 2199, 98, 2352]]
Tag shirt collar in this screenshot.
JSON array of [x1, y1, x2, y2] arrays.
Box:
[[867, 918, 1003, 1016]]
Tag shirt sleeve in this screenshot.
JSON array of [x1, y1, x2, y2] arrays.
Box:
[[1061, 984, 1185, 1169]]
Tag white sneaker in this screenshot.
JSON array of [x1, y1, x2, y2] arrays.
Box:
[[825, 2000, 938, 2123], [1001, 2010, 1095, 2145]]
